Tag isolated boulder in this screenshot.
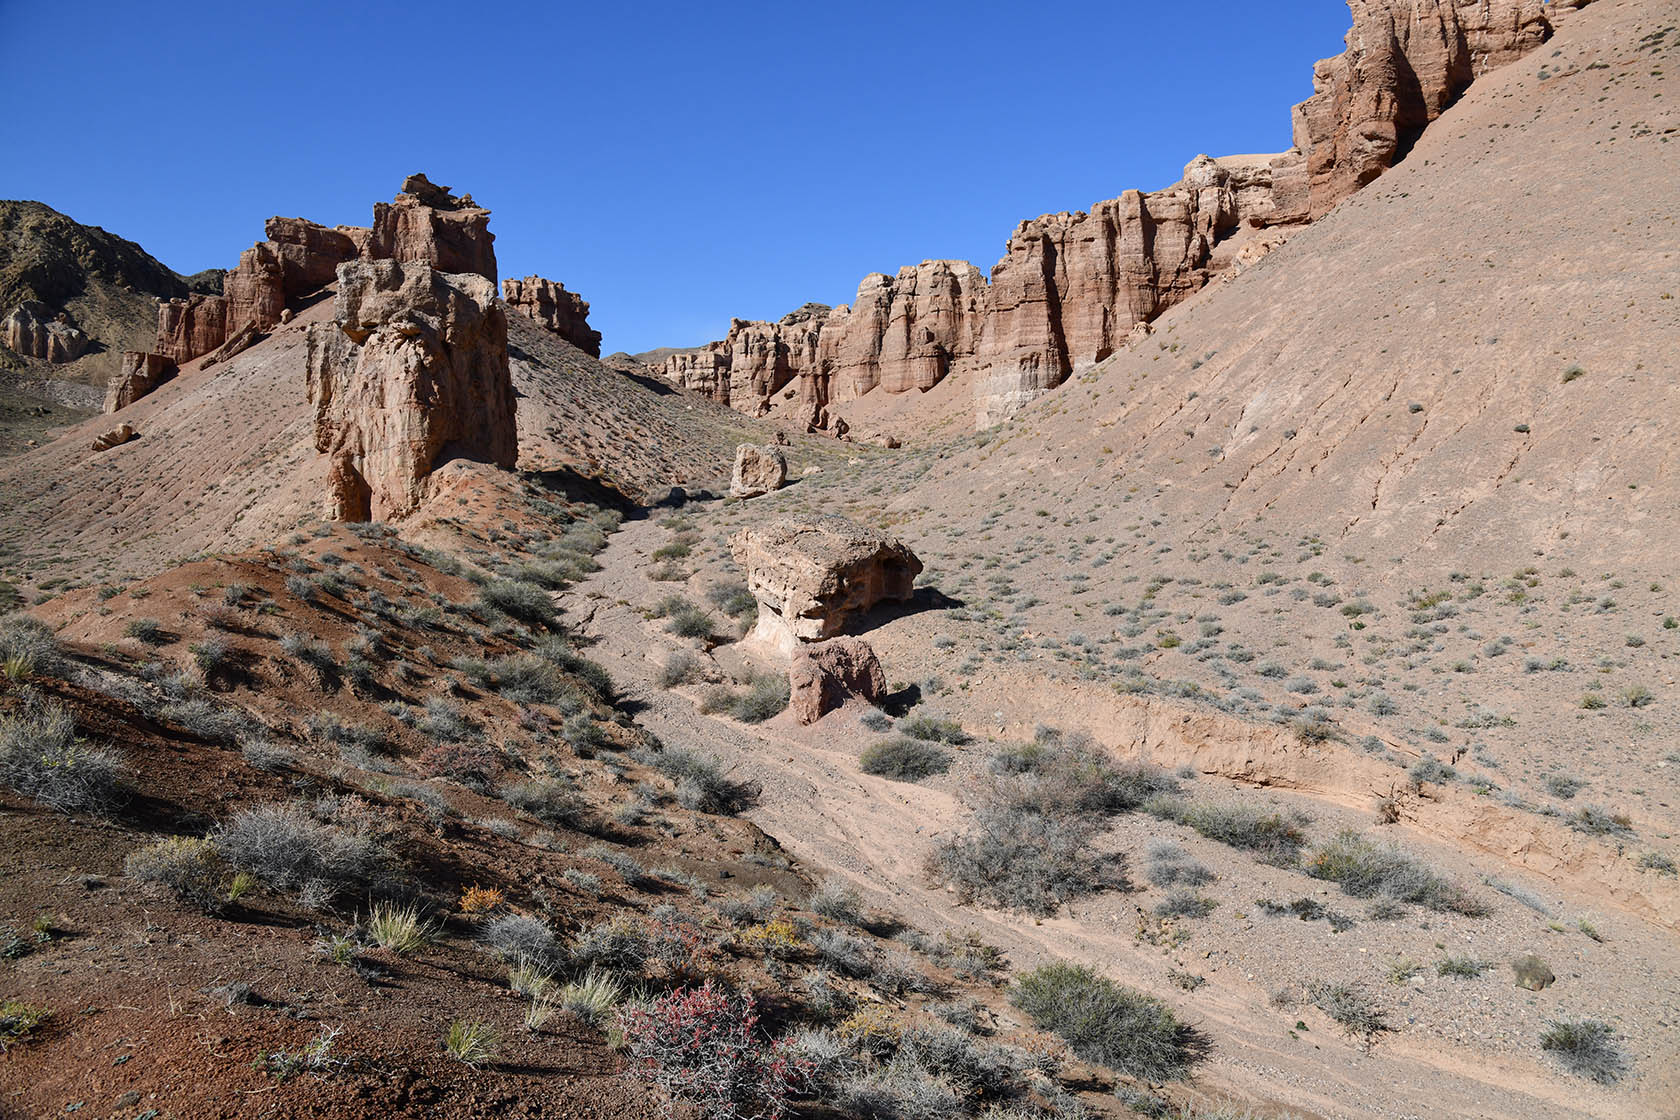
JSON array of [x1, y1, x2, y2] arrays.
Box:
[[789, 637, 887, 725], [306, 258, 515, 521], [730, 443, 788, 498], [90, 423, 136, 452], [730, 515, 921, 654], [4, 301, 89, 363], [1511, 954, 1555, 991], [104, 351, 176, 412], [502, 276, 602, 356]]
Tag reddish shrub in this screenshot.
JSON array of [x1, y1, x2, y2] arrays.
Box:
[[618, 980, 807, 1119]]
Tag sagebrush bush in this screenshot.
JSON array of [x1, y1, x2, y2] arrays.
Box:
[[634, 745, 756, 814], [899, 714, 970, 744], [859, 737, 951, 781], [1540, 1018, 1628, 1084], [928, 806, 1112, 916], [1306, 830, 1486, 916], [808, 878, 865, 925], [731, 674, 789, 724], [1148, 798, 1308, 866], [479, 579, 558, 628], [213, 803, 390, 902], [1011, 962, 1193, 1082], [0, 614, 64, 679], [499, 777, 590, 828], [1308, 981, 1387, 1047], [0, 701, 123, 815], [125, 836, 226, 911], [658, 650, 704, 688], [483, 913, 562, 969]]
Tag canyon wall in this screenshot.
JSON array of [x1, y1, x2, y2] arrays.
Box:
[[659, 0, 1574, 431], [502, 276, 602, 357]]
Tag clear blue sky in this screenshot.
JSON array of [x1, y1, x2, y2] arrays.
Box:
[[0, 1, 1350, 355]]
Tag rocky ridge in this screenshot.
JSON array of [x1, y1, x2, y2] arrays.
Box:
[[660, 0, 1584, 430], [502, 275, 602, 356]]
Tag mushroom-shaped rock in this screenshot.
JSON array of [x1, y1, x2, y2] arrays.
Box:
[[730, 443, 788, 498], [789, 637, 887, 725], [730, 515, 921, 655]]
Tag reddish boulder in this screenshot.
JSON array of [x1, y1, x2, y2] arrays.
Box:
[[502, 276, 602, 357], [369, 173, 497, 283], [104, 351, 176, 413], [90, 423, 136, 452], [306, 258, 515, 522], [789, 638, 888, 725]]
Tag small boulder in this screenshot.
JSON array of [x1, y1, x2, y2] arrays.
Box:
[[789, 638, 887, 725], [1511, 954, 1554, 991], [91, 423, 136, 452], [730, 514, 921, 655], [730, 443, 788, 498]]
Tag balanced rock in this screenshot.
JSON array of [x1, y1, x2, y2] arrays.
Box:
[[306, 258, 515, 522], [4, 301, 90, 363], [104, 351, 176, 412], [502, 276, 601, 356], [730, 443, 787, 498], [90, 423, 136, 452], [730, 515, 921, 655], [789, 637, 887, 725], [369, 174, 497, 283]]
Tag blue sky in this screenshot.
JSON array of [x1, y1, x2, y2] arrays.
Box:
[[0, 1, 1350, 355]]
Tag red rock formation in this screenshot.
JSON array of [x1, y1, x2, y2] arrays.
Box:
[[306, 258, 515, 522], [104, 351, 176, 413], [502, 276, 602, 357], [155, 293, 229, 364], [789, 637, 888, 725], [662, 303, 829, 413], [659, 0, 1572, 431], [369, 174, 496, 283], [3, 301, 89, 362]]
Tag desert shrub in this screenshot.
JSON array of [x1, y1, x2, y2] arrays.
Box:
[[499, 777, 590, 828], [706, 583, 758, 618], [0, 614, 65, 678], [1305, 830, 1486, 916], [1154, 890, 1217, 919], [161, 697, 253, 744], [859, 737, 951, 781], [1149, 799, 1309, 866], [415, 741, 497, 787], [988, 732, 1176, 816], [483, 913, 562, 969], [1308, 981, 1387, 1047], [618, 980, 804, 1120], [1145, 842, 1213, 887], [572, 914, 651, 973], [124, 618, 170, 646], [900, 1024, 1027, 1100], [808, 878, 866, 925], [634, 745, 756, 814], [1543, 774, 1586, 800], [659, 650, 704, 688], [488, 654, 565, 705], [0, 702, 124, 815], [1011, 962, 1193, 1082], [533, 637, 615, 701], [859, 710, 892, 733], [900, 715, 970, 745], [732, 674, 789, 724], [809, 928, 874, 978], [1539, 1018, 1628, 1083], [838, 1053, 962, 1120], [125, 836, 226, 911], [240, 738, 296, 773], [928, 806, 1112, 916], [479, 579, 557, 628], [212, 803, 389, 902], [1567, 805, 1634, 837], [1636, 851, 1677, 876], [0, 1001, 50, 1050], [1435, 956, 1489, 978], [666, 602, 716, 641]]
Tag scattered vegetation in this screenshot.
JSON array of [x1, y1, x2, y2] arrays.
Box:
[[1540, 1018, 1628, 1084], [1306, 831, 1486, 916]]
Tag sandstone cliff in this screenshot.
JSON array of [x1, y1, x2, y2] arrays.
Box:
[[502, 276, 602, 357], [658, 0, 1575, 430], [306, 258, 515, 522]]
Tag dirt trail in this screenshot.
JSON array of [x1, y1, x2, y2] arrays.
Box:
[[563, 506, 1670, 1120]]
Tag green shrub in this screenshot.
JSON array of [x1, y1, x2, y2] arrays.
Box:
[[658, 650, 704, 688], [443, 1019, 500, 1066], [1435, 956, 1489, 978], [859, 737, 951, 781], [479, 579, 557, 628], [899, 714, 970, 744], [0, 614, 64, 679], [125, 836, 227, 911], [1149, 798, 1309, 866], [633, 745, 756, 814], [124, 618, 169, 646], [1011, 962, 1194, 1081], [731, 674, 788, 724]]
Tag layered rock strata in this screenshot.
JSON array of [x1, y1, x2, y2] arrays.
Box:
[[502, 276, 602, 356], [659, 0, 1571, 430]]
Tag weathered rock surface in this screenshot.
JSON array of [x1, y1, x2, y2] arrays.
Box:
[[502, 276, 601, 356], [306, 258, 515, 521], [104, 351, 176, 412], [155, 292, 229, 363], [658, 0, 1572, 431], [789, 637, 888, 724], [3, 301, 89, 362], [729, 443, 788, 498], [730, 515, 922, 655], [369, 174, 496, 284], [90, 422, 135, 452]]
